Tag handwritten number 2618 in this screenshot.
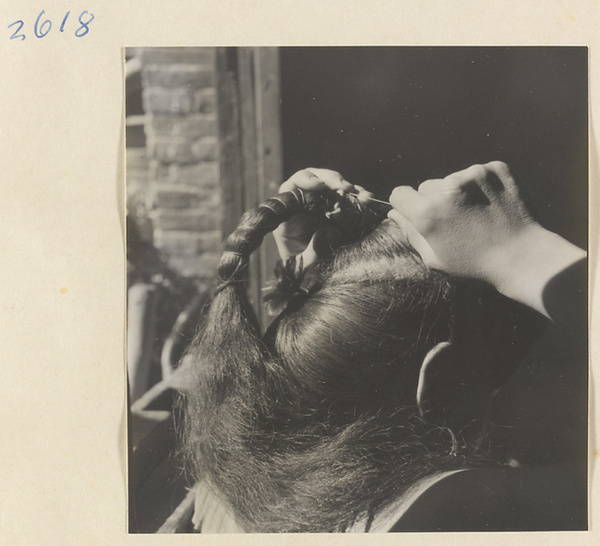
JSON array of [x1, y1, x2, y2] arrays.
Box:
[[8, 10, 95, 41]]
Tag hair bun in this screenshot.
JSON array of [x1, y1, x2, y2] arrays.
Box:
[[322, 191, 388, 241]]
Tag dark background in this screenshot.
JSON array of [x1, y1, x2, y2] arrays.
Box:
[[280, 47, 588, 249], [281, 47, 588, 468]]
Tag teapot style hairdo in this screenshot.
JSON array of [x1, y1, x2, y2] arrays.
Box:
[[179, 186, 497, 532]]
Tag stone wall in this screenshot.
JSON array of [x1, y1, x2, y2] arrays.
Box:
[[139, 47, 221, 281]]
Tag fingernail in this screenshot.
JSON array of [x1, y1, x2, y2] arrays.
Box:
[[387, 209, 400, 222]]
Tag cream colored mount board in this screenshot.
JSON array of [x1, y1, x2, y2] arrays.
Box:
[[0, 1, 598, 545]]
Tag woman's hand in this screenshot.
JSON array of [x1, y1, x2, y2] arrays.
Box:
[[387, 161, 586, 318], [274, 168, 373, 262]]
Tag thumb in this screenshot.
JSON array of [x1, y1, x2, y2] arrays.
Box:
[[387, 209, 439, 267], [298, 227, 344, 267]]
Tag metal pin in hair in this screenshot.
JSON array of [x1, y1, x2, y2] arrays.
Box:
[[357, 195, 393, 214], [360, 196, 391, 206]]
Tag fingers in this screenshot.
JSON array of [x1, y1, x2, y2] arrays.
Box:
[[306, 168, 355, 193], [388, 185, 434, 234], [275, 168, 375, 262], [279, 168, 356, 194], [297, 227, 344, 267], [387, 208, 438, 266], [273, 227, 311, 260], [390, 162, 515, 222], [279, 169, 324, 193], [416, 178, 446, 195], [484, 160, 513, 182], [484, 160, 518, 195], [443, 161, 514, 196]]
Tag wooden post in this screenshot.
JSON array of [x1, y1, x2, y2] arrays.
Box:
[[254, 48, 284, 325], [216, 47, 283, 328], [215, 48, 244, 241], [237, 48, 263, 322]]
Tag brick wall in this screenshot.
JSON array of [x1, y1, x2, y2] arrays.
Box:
[[140, 48, 221, 281]]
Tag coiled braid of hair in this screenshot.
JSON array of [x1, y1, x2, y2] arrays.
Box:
[[180, 185, 492, 532], [214, 186, 388, 296]]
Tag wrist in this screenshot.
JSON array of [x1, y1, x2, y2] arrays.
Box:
[[484, 225, 586, 318]]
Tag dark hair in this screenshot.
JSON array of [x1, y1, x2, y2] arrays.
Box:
[[180, 188, 501, 532]]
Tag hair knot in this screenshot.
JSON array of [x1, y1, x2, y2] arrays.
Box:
[[263, 255, 321, 316]]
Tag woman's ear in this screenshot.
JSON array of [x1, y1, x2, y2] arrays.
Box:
[[416, 341, 455, 417], [416, 339, 494, 436]]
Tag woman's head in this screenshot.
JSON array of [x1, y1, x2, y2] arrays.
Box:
[[265, 219, 455, 419], [180, 187, 536, 531]]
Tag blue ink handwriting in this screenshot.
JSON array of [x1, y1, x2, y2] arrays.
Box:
[[8, 10, 94, 41]]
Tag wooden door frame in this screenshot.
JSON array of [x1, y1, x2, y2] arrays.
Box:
[[216, 47, 283, 328]]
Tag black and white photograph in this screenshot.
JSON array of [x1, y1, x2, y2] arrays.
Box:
[[125, 46, 589, 533]]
